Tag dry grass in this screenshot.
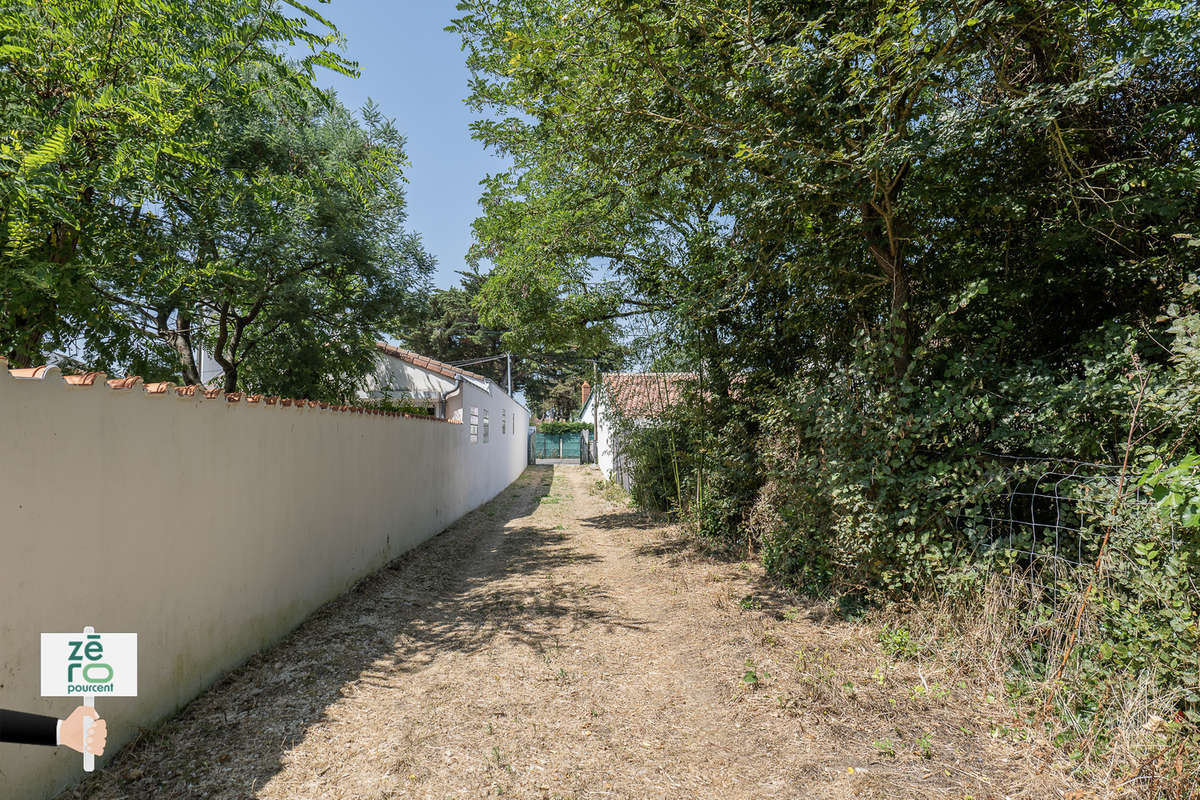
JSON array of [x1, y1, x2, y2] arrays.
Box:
[[878, 574, 1200, 799], [58, 465, 1088, 800]]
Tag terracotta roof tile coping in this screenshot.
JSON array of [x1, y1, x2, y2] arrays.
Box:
[[9, 365, 55, 379], [2, 361, 461, 425]]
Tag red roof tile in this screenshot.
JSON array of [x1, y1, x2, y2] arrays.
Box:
[[10, 365, 53, 379], [374, 342, 488, 383], [65, 372, 102, 386], [600, 372, 695, 418]]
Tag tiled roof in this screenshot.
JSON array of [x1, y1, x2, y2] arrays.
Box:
[[375, 342, 488, 383], [1, 359, 458, 424], [601, 372, 695, 418]]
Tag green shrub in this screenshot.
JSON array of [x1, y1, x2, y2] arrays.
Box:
[[879, 625, 920, 660], [364, 396, 434, 416], [535, 421, 593, 435]]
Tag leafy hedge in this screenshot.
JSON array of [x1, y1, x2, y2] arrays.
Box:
[[535, 421, 593, 435], [361, 397, 434, 416], [618, 309, 1200, 784]]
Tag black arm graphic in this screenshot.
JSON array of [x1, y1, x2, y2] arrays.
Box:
[[0, 709, 58, 746]]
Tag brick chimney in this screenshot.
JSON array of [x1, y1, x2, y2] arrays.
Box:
[[581, 381, 591, 408]]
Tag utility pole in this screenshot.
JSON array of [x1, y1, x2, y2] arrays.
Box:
[[506, 352, 512, 396]]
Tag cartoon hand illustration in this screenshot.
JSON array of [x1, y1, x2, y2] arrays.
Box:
[[61, 706, 106, 756]]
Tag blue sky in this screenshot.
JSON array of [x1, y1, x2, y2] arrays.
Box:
[[316, 2, 505, 290]]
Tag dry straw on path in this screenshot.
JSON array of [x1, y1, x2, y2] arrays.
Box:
[[59, 465, 1084, 799]]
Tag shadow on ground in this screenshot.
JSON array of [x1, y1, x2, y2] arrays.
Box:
[[57, 465, 644, 800], [582, 508, 841, 627], [578, 509, 669, 532]]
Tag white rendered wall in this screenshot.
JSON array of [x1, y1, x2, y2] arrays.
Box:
[[583, 393, 619, 482], [457, 379, 530, 487], [0, 364, 528, 799], [597, 401, 617, 479]]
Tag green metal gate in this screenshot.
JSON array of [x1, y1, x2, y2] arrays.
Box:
[[533, 431, 582, 460]]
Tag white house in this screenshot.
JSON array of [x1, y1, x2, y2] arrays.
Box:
[[578, 372, 694, 488], [361, 342, 529, 447]]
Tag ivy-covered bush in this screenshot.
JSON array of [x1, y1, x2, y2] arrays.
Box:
[[741, 307, 1200, 773]]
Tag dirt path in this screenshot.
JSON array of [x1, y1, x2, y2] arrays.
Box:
[[60, 465, 1079, 800]]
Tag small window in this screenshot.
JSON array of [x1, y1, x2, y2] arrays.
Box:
[[501, 409, 507, 435], [469, 407, 479, 443], [482, 409, 490, 443]]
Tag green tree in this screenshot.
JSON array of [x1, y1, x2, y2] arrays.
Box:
[[452, 0, 1200, 525], [100, 93, 432, 398], [398, 269, 626, 415], [399, 270, 509, 383], [452, 0, 1200, 772], [0, 0, 352, 367]]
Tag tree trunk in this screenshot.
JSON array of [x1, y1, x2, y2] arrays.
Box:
[[210, 303, 239, 393], [4, 305, 57, 367], [860, 163, 913, 380], [889, 253, 913, 379], [156, 306, 202, 385], [176, 346, 202, 386]]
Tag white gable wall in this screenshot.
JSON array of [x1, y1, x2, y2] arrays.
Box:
[[361, 356, 458, 404], [361, 350, 531, 482], [580, 390, 619, 483]]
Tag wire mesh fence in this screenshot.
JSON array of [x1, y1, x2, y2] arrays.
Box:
[[955, 455, 1175, 613]]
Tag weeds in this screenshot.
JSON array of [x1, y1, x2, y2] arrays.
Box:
[[916, 733, 933, 759], [590, 478, 629, 505], [878, 574, 1200, 795], [878, 625, 919, 660], [742, 658, 769, 688]]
